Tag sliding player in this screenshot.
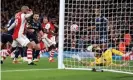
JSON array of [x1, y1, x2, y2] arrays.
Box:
[[77, 45, 129, 67]]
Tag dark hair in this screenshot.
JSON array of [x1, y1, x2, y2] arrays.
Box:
[[33, 13, 39, 16], [43, 15, 49, 21], [125, 30, 129, 34]]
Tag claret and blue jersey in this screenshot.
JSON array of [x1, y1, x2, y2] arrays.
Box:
[[95, 16, 108, 43]]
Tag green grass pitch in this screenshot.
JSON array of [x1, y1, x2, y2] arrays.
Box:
[[1, 58, 133, 80]]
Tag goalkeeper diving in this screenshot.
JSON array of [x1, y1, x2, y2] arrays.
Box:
[[74, 44, 130, 67]]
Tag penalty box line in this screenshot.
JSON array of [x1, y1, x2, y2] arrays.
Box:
[[1, 68, 58, 72]]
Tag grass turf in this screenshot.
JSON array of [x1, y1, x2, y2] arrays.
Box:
[[1, 58, 133, 80]]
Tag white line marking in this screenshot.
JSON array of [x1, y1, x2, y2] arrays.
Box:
[[1, 68, 58, 72]]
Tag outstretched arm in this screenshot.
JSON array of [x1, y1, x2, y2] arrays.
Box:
[[25, 9, 33, 18], [8, 22, 16, 31], [109, 62, 129, 67]]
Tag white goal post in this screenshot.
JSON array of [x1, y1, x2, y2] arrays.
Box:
[[58, 0, 133, 74]]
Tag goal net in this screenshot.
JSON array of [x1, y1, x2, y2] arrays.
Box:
[[58, 0, 133, 74]]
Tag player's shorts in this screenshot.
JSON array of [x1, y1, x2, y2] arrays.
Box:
[[12, 35, 30, 47], [1, 33, 13, 44], [42, 34, 56, 48], [26, 33, 39, 44]]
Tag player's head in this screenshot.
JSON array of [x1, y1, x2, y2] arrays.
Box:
[[43, 16, 49, 23], [50, 16, 56, 24], [95, 7, 101, 17], [33, 13, 39, 21], [21, 6, 29, 13]]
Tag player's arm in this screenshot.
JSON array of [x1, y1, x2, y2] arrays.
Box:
[[103, 17, 110, 31], [109, 62, 128, 67], [25, 9, 33, 18], [7, 22, 16, 31], [80, 61, 91, 66], [87, 26, 96, 30], [44, 23, 57, 36], [1, 21, 16, 33], [49, 30, 58, 36], [80, 60, 99, 66], [43, 23, 50, 33]]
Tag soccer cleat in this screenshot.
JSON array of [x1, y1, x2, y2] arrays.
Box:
[[92, 68, 96, 72], [1, 60, 3, 64], [28, 62, 36, 65], [12, 60, 20, 64], [23, 57, 28, 62], [49, 58, 55, 62], [18, 58, 23, 62], [33, 59, 39, 62]]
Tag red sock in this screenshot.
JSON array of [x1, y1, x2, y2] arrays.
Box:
[[49, 50, 55, 60], [27, 49, 32, 63]]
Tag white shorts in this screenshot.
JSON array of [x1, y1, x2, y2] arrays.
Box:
[[50, 36, 56, 45], [12, 35, 30, 47], [42, 34, 56, 48]]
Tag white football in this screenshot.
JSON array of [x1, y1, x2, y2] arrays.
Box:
[[70, 24, 79, 31]]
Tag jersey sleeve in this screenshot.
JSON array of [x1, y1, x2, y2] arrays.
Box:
[[25, 11, 33, 18], [8, 22, 16, 31], [21, 12, 33, 19], [45, 23, 50, 29]]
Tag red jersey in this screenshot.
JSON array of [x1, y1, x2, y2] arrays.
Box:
[[12, 12, 27, 39], [43, 22, 55, 39]]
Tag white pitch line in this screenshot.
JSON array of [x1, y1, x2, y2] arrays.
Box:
[[1, 68, 58, 72]]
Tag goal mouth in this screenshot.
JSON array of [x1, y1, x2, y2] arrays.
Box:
[[58, 0, 133, 74]]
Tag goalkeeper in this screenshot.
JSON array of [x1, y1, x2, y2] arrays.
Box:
[[77, 45, 129, 67]]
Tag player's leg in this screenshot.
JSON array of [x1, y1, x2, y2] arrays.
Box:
[[21, 47, 28, 61], [0, 49, 10, 64], [48, 36, 57, 62], [18, 46, 27, 62], [42, 35, 56, 62], [16, 35, 35, 65], [11, 40, 22, 63], [0, 34, 12, 64], [109, 62, 129, 67], [41, 34, 53, 48], [111, 48, 124, 56], [32, 37, 41, 62], [30, 41, 40, 62], [0, 34, 7, 64], [72, 51, 95, 61], [104, 49, 129, 67]]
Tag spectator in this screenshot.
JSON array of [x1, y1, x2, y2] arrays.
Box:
[[1, 0, 59, 27]]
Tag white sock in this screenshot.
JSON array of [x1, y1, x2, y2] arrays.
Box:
[[28, 60, 32, 64]]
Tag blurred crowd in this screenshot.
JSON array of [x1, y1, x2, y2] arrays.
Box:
[[1, 0, 59, 27]]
